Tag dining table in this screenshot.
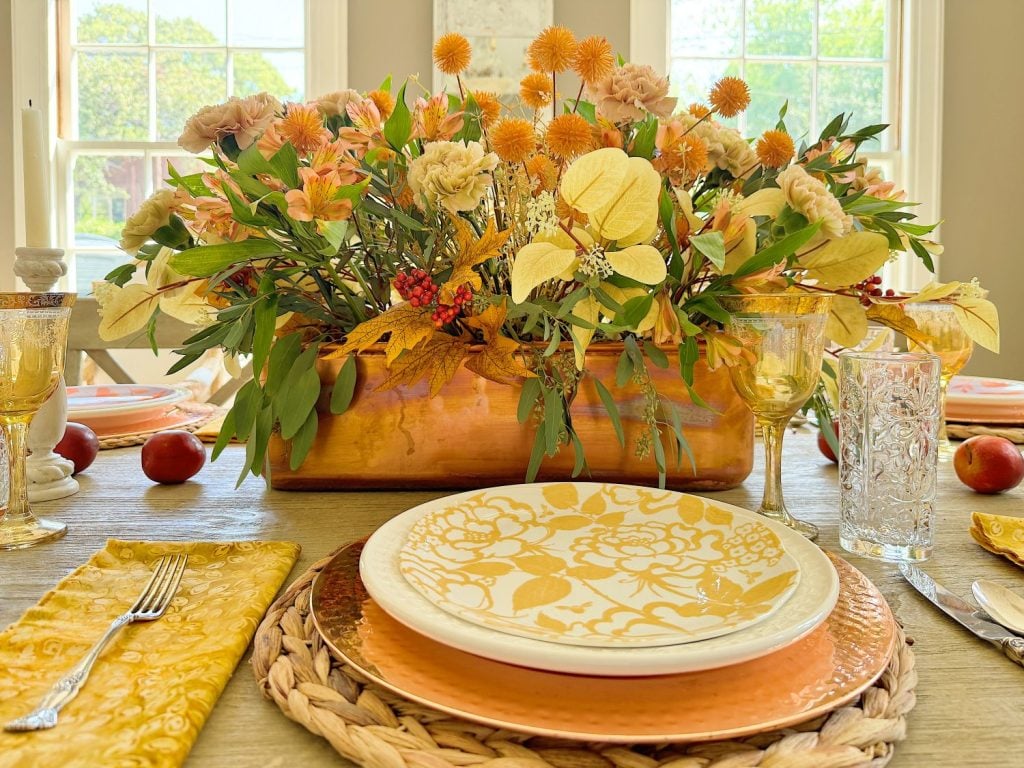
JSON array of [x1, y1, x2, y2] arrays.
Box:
[[2, 429, 1022, 767]]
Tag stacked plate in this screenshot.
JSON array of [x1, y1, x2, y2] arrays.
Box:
[[310, 482, 897, 743], [67, 384, 198, 438], [947, 375, 1024, 425]]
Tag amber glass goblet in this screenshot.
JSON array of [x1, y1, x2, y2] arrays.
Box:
[[903, 301, 973, 461], [718, 294, 833, 540], [0, 293, 75, 550]]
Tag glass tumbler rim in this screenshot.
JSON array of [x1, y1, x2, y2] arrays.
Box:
[[717, 292, 833, 315], [0, 292, 76, 309], [838, 349, 941, 365]]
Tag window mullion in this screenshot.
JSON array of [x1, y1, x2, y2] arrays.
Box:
[[810, 0, 820, 139], [739, 0, 748, 136]]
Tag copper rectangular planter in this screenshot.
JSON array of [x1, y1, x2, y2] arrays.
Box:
[[266, 345, 754, 491]]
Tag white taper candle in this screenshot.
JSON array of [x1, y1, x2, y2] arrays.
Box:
[[21, 101, 51, 248]]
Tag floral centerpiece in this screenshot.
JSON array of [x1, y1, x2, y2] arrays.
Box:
[[97, 26, 998, 485]]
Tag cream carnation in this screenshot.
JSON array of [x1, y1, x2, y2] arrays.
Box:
[[587, 63, 677, 123], [669, 113, 756, 179], [119, 188, 175, 254], [177, 92, 281, 153], [777, 164, 851, 238], [407, 140, 499, 213], [315, 89, 363, 117]]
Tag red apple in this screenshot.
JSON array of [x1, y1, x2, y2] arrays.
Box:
[[818, 420, 839, 463], [954, 436, 1024, 494], [141, 430, 206, 484], [54, 422, 100, 474]]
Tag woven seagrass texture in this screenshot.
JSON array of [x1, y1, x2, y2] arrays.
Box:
[[96, 402, 222, 449], [252, 549, 918, 768], [947, 423, 1024, 445]]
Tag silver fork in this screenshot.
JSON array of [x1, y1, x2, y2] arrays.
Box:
[[4, 553, 188, 733]]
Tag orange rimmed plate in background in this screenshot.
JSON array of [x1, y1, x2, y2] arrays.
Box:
[[67, 384, 190, 433], [311, 542, 895, 744]]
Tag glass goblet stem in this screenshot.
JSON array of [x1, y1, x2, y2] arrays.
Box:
[[937, 375, 953, 461], [758, 418, 819, 541], [0, 413, 67, 550]]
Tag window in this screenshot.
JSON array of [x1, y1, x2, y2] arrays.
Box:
[[58, 0, 307, 294]]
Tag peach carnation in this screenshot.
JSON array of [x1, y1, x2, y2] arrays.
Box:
[[178, 92, 280, 153], [587, 64, 677, 123], [315, 90, 363, 117]]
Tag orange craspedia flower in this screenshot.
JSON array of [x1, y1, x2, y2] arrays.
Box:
[[525, 154, 558, 192], [756, 129, 796, 168], [572, 35, 614, 84], [545, 113, 593, 159], [368, 89, 395, 120], [687, 102, 711, 119], [678, 133, 709, 178], [490, 118, 536, 163], [277, 102, 330, 155], [433, 32, 472, 75], [470, 91, 501, 128], [528, 25, 577, 73], [708, 76, 751, 118], [520, 72, 556, 111]]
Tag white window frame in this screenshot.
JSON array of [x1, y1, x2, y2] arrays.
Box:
[[631, 0, 944, 290], [4, 0, 349, 290]]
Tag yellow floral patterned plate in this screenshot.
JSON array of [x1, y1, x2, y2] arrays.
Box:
[[971, 512, 1024, 568], [395, 483, 801, 648]]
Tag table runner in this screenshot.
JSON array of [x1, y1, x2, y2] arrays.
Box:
[[0, 539, 300, 768]]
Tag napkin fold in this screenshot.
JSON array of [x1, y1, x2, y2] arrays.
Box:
[[0, 539, 300, 768], [970, 512, 1024, 568]]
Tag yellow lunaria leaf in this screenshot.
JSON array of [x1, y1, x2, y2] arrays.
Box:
[[160, 283, 214, 326], [953, 297, 1000, 353], [674, 187, 704, 233], [601, 284, 658, 332], [536, 226, 594, 251], [559, 147, 631, 214], [511, 575, 572, 611], [731, 188, 786, 219], [96, 283, 159, 341], [825, 294, 869, 348], [615, 204, 660, 247], [542, 483, 578, 509], [510, 242, 578, 304], [570, 294, 600, 370], [588, 157, 661, 242], [907, 280, 961, 303], [605, 244, 668, 285], [799, 231, 890, 288], [722, 218, 757, 275]]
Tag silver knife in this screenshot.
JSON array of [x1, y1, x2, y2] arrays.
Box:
[[900, 562, 1024, 667]]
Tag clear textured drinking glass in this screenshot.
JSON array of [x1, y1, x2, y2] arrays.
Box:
[[0, 293, 75, 550], [838, 350, 941, 561], [719, 293, 833, 540]]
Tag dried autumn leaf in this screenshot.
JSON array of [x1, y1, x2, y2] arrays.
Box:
[[866, 303, 932, 348], [559, 147, 630, 213], [825, 294, 869, 348], [442, 217, 511, 301], [95, 282, 160, 341], [464, 335, 534, 384], [376, 331, 468, 396], [463, 300, 507, 341], [336, 302, 436, 364], [953, 297, 1000, 353], [799, 231, 890, 288]]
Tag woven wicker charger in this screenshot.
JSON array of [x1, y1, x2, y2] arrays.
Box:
[[95, 402, 221, 449], [252, 548, 918, 768]]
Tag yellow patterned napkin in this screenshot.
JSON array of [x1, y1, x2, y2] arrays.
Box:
[[971, 512, 1024, 568], [0, 539, 300, 768]]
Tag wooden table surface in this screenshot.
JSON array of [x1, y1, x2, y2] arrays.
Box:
[[3, 431, 1023, 767]]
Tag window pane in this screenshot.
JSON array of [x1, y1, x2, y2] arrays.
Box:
[[819, 0, 886, 59], [817, 64, 886, 141], [154, 0, 227, 45], [73, 250, 127, 295], [153, 155, 212, 188], [744, 61, 812, 137], [76, 52, 149, 140], [670, 0, 742, 57], [234, 51, 304, 101], [73, 155, 144, 247], [73, 0, 148, 44], [745, 0, 815, 57], [669, 59, 741, 112], [228, 0, 304, 47], [156, 51, 227, 140]]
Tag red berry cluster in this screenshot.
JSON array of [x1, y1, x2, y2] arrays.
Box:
[[856, 275, 896, 306], [432, 284, 473, 327], [394, 269, 438, 307]]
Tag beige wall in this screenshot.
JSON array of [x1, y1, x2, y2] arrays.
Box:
[[0, 0, 16, 291], [347, 0, 630, 93], [941, 0, 1024, 378]]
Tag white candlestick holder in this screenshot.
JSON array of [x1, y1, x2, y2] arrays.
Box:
[[14, 247, 79, 502]]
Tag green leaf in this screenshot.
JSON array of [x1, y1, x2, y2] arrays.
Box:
[[239, 403, 274, 484], [909, 237, 936, 273], [232, 379, 262, 442], [453, 91, 483, 143], [629, 115, 658, 159], [169, 239, 282, 277], [517, 378, 542, 424], [288, 409, 320, 471], [269, 142, 300, 188], [569, 431, 587, 477], [104, 263, 138, 287], [264, 333, 302, 398], [663, 400, 696, 472], [544, 323, 562, 357], [615, 349, 634, 388], [734, 220, 823, 277], [236, 142, 276, 177], [251, 294, 278, 376], [643, 340, 669, 369], [575, 100, 596, 124], [525, 426, 546, 483], [543, 386, 562, 456], [151, 216, 190, 249], [619, 294, 654, 329], [320, 220, 349, 253], [330, 355, 358, 414], [384, 81, 413, 149], [651, 424, 667, 488], [593, 378, 625, 447], [146, 312, 159, 354], [211, 407, 236, 461], [679, 337, 699, 385], [279, 357, 322, 440], [690, 231, 726, 270]]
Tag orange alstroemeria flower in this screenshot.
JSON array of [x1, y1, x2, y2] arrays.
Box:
[[285, 167, 353, 225]]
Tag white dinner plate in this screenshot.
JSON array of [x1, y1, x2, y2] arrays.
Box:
[[67, 384, 190, 432], [360, 484, 839, 676]]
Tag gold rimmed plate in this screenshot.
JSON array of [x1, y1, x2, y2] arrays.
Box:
[[311, 543, 896, 744]]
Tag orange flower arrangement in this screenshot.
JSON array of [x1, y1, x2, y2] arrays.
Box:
[[528, 25, 577, 73], [490, 118, 536, 164], [756, 129, 796, 168], [573, 36, 615, 84], [708, 77, 751, 118], [433, 32, 472, 75], [519, 72, 556, 111], [545, 113, 593, 158], [471, 91, 502, 128]]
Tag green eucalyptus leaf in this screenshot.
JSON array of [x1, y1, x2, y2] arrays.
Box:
[[251, 294, 278, 376], [517, 378, 542, 424], [288, 410, 320, 471], [169, 239, 282, 278], [593, 378, 625, 447], [264, 333, 302, 398], [330, 355, 358, 414], [690, 231, 726, 270], [211, 407, 236, 462], [279, 362, 321, 440], [384, 81, 413, 149]]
